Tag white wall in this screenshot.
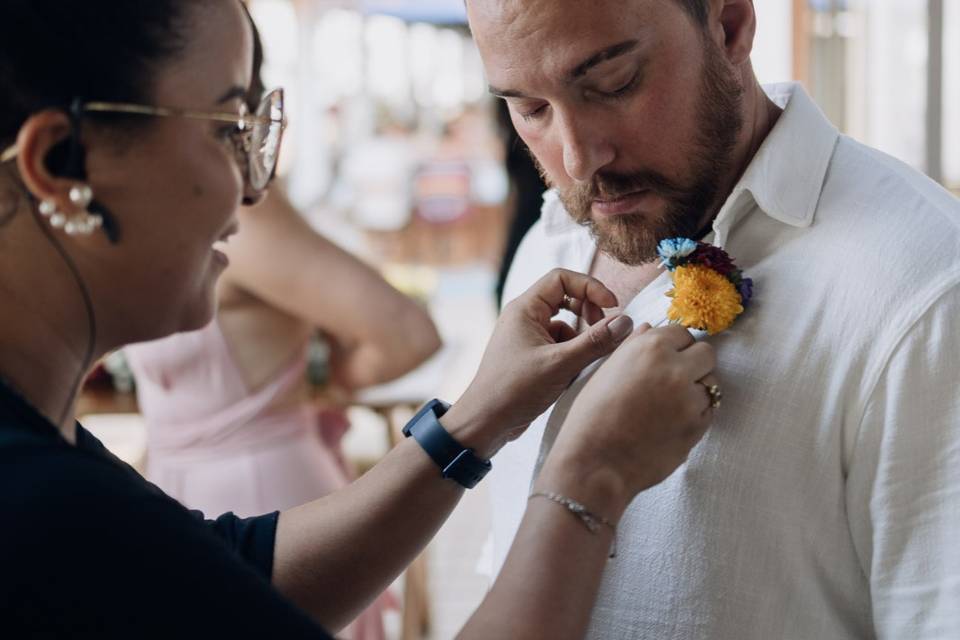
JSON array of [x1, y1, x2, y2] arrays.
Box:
[[753, 0, 795, 83], [943, 0, 960, 188], [863, 0, 928, 170]]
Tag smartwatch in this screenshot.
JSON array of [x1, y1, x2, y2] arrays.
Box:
[[402, 399, 492, 489]]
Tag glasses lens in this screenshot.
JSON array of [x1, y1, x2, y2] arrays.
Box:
[[249, 89, 284, 191]]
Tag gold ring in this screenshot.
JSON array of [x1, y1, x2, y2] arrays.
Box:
[[701, 382, 722, 409], [560, 294, 575, 311]]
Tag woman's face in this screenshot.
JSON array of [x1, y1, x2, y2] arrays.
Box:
[[81, 0, 253, 346]]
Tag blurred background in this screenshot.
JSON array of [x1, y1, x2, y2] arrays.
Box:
[[82, 1, 959, 638]]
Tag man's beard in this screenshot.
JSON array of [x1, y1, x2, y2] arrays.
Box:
[[545, 40, 745, 266]]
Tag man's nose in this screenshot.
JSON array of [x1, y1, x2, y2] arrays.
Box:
[[558, 110, 615, 183]]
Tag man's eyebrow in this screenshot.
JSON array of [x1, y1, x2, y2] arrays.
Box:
[[216, 86, 247, 105], [488, 39, 642, 99], [569, 40, 640, 80]]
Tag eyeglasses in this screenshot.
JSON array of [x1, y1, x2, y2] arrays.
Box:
[[1, 88, 286, 194]]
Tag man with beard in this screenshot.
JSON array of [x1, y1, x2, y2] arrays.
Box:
[[468, 0, 960, 637]]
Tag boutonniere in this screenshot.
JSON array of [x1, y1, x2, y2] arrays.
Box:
[[657, 238, 753, 335]]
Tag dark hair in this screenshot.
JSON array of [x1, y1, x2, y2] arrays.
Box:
[[675, 0, 709, 27], [244, 3, 267, 112], [0, 1, 201, 149]]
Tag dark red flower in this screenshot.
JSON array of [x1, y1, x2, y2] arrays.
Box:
[[690, 243, 737, 276]]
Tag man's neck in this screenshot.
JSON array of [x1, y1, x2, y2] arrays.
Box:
[[739, 83, 784, 179], [589, 252, 663, 316], [698, 80, 784, 235]]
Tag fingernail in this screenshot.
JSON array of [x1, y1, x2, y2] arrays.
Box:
[[608, 315, 634, 343]]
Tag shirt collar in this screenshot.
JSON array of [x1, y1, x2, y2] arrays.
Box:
[[730, 82, 839, 229], [541, 82, 840, 235]]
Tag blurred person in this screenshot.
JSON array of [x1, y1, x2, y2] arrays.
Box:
[[123, 26, 435, 640], [0, 1, 720, 638], [495, 100, 547, 305], [126, 183, 441, 516], [468, 0, 960, 637]]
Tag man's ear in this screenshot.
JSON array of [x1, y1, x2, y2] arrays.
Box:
[[14, 110, 82, 208], [708, 0, 757, 66]]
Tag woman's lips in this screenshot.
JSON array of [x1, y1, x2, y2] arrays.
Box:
[[211, 244, 230, 268], [210, 220, 238, 268], [591, 190, 653, 217]]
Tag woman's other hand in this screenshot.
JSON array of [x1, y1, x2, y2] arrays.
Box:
[[442, 268, 635, 457], [540, 324, 717, 518]]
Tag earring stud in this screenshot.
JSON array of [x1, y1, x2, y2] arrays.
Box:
[[39, 199, 57, 217], [37, 184, 103, 236], [69, 184, 93, 209]]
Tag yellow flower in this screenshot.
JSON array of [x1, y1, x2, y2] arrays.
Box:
[[666, 264, 744, 335]]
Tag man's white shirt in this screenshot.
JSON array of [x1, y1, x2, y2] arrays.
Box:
[[492, 83, 960, 639]]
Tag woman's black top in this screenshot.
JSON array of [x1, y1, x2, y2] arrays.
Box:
[[0, 379, 332, 638]]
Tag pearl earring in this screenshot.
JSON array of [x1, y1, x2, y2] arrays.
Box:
[[37, 184, 103, 236]]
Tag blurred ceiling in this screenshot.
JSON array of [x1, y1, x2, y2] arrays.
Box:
[[361, 0, 467, 24]]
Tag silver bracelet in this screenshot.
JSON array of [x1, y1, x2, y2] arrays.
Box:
[[529, 491, 617, 558]]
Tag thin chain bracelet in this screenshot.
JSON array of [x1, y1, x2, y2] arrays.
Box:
[[529, 491, 617, 558]]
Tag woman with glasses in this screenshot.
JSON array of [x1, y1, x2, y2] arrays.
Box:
[[0, 1, 717, 638]]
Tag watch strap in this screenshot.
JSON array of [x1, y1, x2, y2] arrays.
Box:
[[402, 399, 491, 489]]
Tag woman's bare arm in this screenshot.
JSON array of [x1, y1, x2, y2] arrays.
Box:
[[223, 185, 441, 389]]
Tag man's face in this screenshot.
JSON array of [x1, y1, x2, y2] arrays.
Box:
[[469, 0, 745, 265]]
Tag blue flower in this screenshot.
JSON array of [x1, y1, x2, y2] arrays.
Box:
[[657, 237, 698, 270]]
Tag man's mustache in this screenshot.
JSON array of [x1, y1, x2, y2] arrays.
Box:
[[569, 171, 687, 205], [529, 149, 683, 202]]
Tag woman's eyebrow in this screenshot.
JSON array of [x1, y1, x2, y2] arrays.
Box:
[[216, 85, 247, 105]]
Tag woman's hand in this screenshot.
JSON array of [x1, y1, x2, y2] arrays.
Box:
[[442, 269, 635, 457], [539, 324, 717, 518]]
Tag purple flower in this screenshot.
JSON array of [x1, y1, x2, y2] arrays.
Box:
[[737, 277, 754, 306]]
